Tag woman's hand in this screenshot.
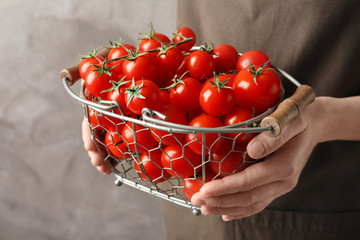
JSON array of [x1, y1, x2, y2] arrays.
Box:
[[191, 96, 360, 221], [81, 117, 112, 175]]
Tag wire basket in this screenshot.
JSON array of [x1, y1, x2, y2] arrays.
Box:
[[60, 48, 315, 215]]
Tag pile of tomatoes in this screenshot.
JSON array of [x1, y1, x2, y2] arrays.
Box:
[[80, 24, 282, 199]]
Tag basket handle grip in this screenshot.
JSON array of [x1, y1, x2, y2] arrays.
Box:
[[59, 48, 111, 86], [260, 85, 316, 137]]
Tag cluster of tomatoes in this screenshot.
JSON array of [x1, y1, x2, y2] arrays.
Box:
[[80, 24, 282, 199]]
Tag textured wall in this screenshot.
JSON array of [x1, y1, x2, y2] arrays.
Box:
[[0, 1, 177, 239]]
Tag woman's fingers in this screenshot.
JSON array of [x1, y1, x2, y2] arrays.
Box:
[[247, 112, 308, 159], [201, 197, 274, 221], [192, 149, 295, 202], [81, 118, 112, 174], [220, 198, 273, 221], [196, 180, 292, 209], [88, 151, 104, 166], [82, 117, 97, 152], [193, 170, 297, 220], [97, 164, 112, 175], [191, 156, 297, 208], [82, 118, 102, 166]]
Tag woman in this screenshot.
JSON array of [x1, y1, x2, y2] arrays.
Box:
[[83, 0, 360, 239]]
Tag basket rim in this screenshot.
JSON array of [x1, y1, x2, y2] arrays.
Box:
[[63, 77, 286, 134]]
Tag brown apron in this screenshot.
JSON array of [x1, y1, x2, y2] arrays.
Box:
[[163, 1, 360, 239]]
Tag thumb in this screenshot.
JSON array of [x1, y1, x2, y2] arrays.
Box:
[[247, 114, 308, 159]]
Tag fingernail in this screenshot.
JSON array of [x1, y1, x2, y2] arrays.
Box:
[[222, 215, 232, 222], [248, 141, 264, 159]]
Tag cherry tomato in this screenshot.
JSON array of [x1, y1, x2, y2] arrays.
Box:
[[187, 50, 216, 81], [219, 73, 236, 86], [139, 32, 170, 55], [108, 43, 136, 78], [104, 128, 130, 160], [208, 141, 254, 177], [159, 89, 171, 105], [182, 170, 217, 200], [199, 74, 236, 116], [173, 27, 196, 52], [150, 104, 188, 145], [201, 73, 235, 90], [161, 144, 202, 179], [105, 77, 132, 115], [124, 79, 161, 115], [236, 50, 271, 73], [88, 107, 123, 131], [157, 46, 183, 75], [175, 54, 190, 77], [121, 122, 159, 153], [212, 44, 239, 73], [233, 65, 282, 114], [154, 59, 173, 88], [224, 107, 255, 143], [122, 53, 158, 81], [186, 108, 206, 123], [134, 149, 171, 183], [185, 115, 225, 156], [169, 77, 203, 112], [79, 55, 105, 80], [84, 64, 114, 99]]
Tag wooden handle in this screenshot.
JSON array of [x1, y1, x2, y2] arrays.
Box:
[[260, 85, 316, 137], [59, 48, 111, 86]]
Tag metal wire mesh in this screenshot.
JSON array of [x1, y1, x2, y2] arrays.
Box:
[[69, 80, 277, 214]]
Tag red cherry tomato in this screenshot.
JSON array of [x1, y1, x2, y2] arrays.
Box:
[[201, 73, 236, 90], [154, 59, 174, 88], [224, 107, 255, 143], [84, 64, 114, 99], [150, 104, 188, 146], [104, 128, 130, 160], [233, 65, 282, 114], [159, 89, 171, 105], [105, 78, 132, 116], [169, 77, 203, 112], [175, 54, 190, 77], [157, 46, 183, 75], [134, 149, 171, 183], [187, 50, 216, 81], [122, 53, 158, 81], [139, 32, 170, 55], [182, 170, 217, 200], [208, 141, 254, 177], [212, 44, 239, 73], [186, 108, 206, 123], [161, 144, 202, 179], [173, 27, 196, 52], [79, 55, 105, 80], [185, 115, 225, 156], [236, 50, 271, 73], [199, 74, 236, 116], [88, 107, 123, 131], [121, 122, 159, 153], [124, 79, 161, 115], [108, 43, 136, 78]]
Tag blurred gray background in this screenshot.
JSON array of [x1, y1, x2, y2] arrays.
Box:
[[0, 1, 177, 239]]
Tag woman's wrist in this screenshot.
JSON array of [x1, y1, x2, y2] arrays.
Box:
[[310, 96, 360, 143]]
